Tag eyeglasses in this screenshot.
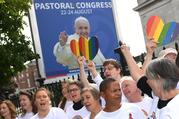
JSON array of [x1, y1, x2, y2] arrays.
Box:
[[68, 88, 79, 93], [104, 66, 115, 72]]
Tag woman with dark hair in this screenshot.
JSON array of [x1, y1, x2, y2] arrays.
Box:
[[66, 80, 90, 119], [30, 88, 68, 119], [18, 91, 36, 119], [58, 81, 73, 111], [0, 100, 17, 119]]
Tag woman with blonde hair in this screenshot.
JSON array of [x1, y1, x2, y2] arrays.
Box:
[[0, 100, 17, 119], [81, 86, 102, 119]]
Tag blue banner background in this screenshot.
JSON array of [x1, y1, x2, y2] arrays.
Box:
[[34, 0, 120, 78]]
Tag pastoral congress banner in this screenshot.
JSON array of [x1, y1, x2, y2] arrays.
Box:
[[33, 0, 119, 78]]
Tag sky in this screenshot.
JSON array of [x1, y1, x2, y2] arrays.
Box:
[[112, 0, 146, 56]]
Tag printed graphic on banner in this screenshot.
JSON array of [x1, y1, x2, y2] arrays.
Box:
[[34, 0, 119, 78], [70, 36, 99, 60], [146, 16, 179, 46]]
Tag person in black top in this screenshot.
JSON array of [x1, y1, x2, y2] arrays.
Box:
[[120, 41, 179, 118]]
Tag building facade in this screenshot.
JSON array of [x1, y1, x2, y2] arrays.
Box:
[[134, 0, 179, 55], [12, 61, 38, 90]]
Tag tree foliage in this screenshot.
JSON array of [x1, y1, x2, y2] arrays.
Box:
[[0, 0, 38, 89]]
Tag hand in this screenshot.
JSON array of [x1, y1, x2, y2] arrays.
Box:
[[87, 60, 96, 72], [77, 56, 85, 67], [120, 43, 130, 53], [59, 31, 68, 46], [146, 38, 157, 55]]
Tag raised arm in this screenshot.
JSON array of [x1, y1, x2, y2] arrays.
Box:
[[87, 60, 103, 87], [141, 39, 157, 72], [77, 56, 90, 87], [120, 43, 144, 81]]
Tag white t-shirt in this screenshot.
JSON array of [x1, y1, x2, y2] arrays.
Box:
[[92, 74, 128, 103], [53, 33, 105, 69], [133, 95, 153, 117], [94, 103, 146, 119], [18, 112, 34, 119], [30, 107, 68, 119], [58, 100, 73, 112], [92, 74, 103, 88], [158, 94, 179, 119], [64, 100, 73, 112], [66, 105, 90, 119], [83, 113, 91, 119], [148, 94, 179, 119], [146, 92, 159, 119]]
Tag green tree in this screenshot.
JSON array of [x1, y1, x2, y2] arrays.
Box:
[[0, 0, 38, 96]]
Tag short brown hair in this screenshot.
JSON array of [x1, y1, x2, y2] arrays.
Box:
[[103, 59, 122, 75], [103, 59, 122, 69], [68, 80, 83, 92], [19, 91, 37, 115]]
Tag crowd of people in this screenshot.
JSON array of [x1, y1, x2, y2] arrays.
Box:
[[1, 39, 179, 119], [1, 16, 179, 118]]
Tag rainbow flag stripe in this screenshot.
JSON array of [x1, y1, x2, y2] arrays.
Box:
[[146, 16, 179, 46], [172, 23, 179, 41], [79, 36, 89, 59], [146, 16, 164, 42], [89, 36, 99, 60], [79, 36, 99, 60], [70, 39, 80, 57]]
